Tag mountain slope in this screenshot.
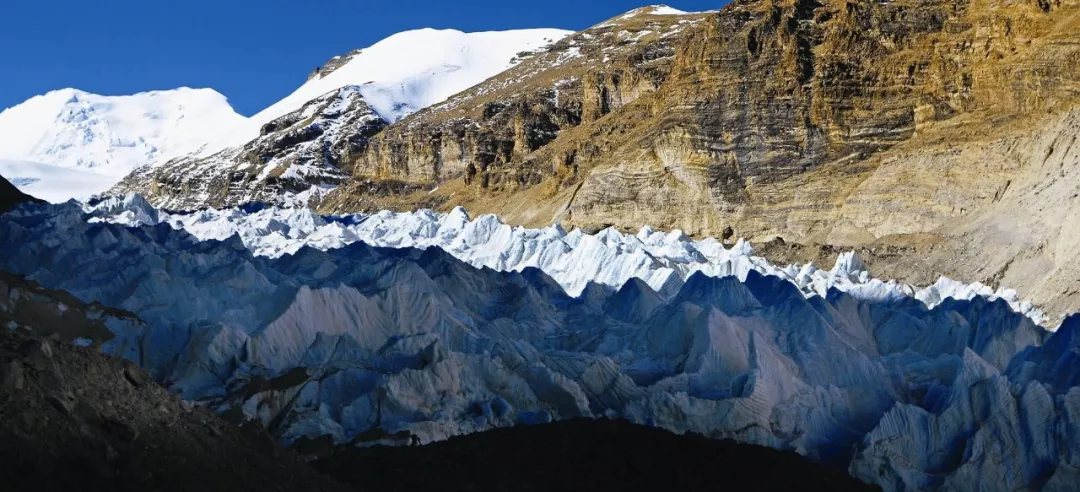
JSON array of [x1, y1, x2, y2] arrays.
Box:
[[305, 0, 1080, 318], [0, 87, 246, 200], [255, 28, 572, 130], [0, 173, 42, 213], [207, 27, 573, 154], [0, 275, 350, 492], [323, 5, 713, 216], [111, 28, 572, 209], [115, 87, 390, 208]]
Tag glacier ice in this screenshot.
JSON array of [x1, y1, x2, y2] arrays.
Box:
[[86, 198, 1049, 326], [4, 198, 1077, 491]]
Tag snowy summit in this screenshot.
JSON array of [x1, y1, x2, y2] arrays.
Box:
[[203, 27, 572, 154], [107, 27, 573, 209], [0, 87, 246, 201], [0, 28, 570, 204]]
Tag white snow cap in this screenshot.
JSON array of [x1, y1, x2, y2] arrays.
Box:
[[0, 87, 246, 200], [643, 5, 691, 15], [0, 27, 571, 201], [624, 4, 719, 17], [203, 27, 573, 154]]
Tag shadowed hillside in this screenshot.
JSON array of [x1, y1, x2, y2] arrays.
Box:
[[315, 418, 880, 492]]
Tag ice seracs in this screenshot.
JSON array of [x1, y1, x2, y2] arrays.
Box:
[[85, 198, 1049, 326], [1, 198, 1075, 492]]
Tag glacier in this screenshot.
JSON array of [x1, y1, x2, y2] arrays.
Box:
[[3, 198, 1078, 491]]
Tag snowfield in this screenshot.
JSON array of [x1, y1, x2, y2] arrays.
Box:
[[2, 197, 1078, 491], [2, 27, 570, 203], [0, 88, 246, 199], [0, 159, 118, 203]]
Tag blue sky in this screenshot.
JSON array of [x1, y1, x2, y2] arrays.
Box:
[[0, 1, 724, 115]]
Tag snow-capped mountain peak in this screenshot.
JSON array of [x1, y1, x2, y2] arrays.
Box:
[[204, 27, 572, 154], [272, 27, 571, 124], [0, 87, 247, 201], [3, 27, 569, 205], [0, 87, 246, 173], [110, 27, 573, 209]]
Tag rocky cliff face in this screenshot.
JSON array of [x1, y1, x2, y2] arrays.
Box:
[[316, 0, 1080, 317], [322, 6, 712, 216], [324, 0, 1078, 226]]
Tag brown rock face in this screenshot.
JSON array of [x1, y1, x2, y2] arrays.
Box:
[[325, 0, 1077, 227], [0, 272, 134, 347], [318, 0, 1080, 317], [322, 6, 713, 214]]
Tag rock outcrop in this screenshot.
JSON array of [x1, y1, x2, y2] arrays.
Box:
[[0, 174, 41, 213], [113, 87, 388, 209]]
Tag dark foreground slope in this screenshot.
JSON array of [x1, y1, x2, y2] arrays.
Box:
[[0, 174, 42, 213], [0, 318, 878, 492], [315, 418, 879, 492], [0, 286, 350, 492], [0, 268, 876, 492]]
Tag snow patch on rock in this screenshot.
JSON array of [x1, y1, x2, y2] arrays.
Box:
[[204, 28, 572, 154]]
